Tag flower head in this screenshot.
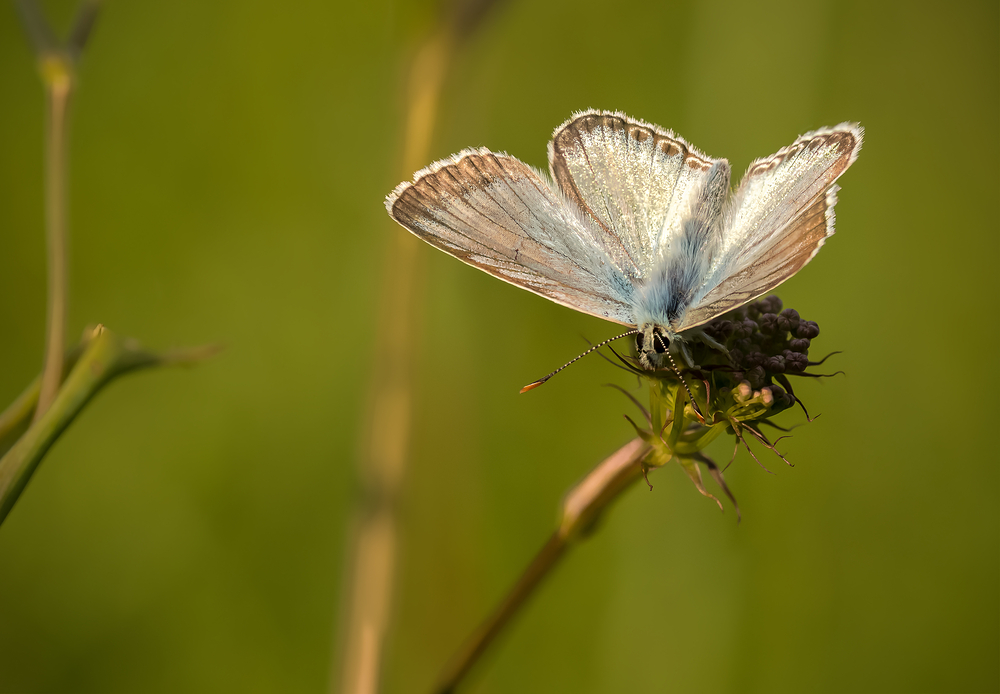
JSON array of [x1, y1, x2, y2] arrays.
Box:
[[615, 295, 838, 517]]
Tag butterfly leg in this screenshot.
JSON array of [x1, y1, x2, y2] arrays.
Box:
[[690, 328, 730, 358], [676, 340, 697, 369]]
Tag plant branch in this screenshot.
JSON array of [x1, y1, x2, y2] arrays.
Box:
[[334, 27, 452, 694], [434, 438, 649, 694], [13, 0, 55, 55], [0, 326, 215, 527], [35, 61, 71, 421], [14, 0, 102, 422], [0, 340, 90, 458], [67, 0, 102, 60]]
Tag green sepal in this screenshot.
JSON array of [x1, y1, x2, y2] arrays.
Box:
[[678, 456, 723, 512]]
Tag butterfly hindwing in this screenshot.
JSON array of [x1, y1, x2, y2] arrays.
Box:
[[548, 110, 724, 279]]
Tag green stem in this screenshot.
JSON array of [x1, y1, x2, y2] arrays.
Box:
[[0, 342, 88, 458], [35, 63, 72, 420], [0, 326, 214, 526], [14, 0, 103, 421], [666, 384, 688, 451], [433, 438, 648, 694]]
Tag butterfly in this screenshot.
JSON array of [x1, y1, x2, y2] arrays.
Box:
[[385, 110, 862, 389]]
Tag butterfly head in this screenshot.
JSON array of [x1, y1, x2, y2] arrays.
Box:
[[636, 324, 675, 371]]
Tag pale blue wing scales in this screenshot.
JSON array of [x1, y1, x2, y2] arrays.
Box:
[[548, 110, 723, 278], [675, 124, 864, 332], [386, 148, 637, 325]]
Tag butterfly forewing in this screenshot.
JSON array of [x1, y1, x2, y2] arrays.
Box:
[[675, 124, 863, 331], [386, 148, 637, 325], [548, 111, 723, 278]]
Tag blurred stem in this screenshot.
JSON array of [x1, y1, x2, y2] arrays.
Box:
[[14, 0, 102, 421], [2, 1, 213, 528], [336, 4, 505, 691], [336, 27, 453, 694], [35, 61, 72, 420], [0, 326, 215, 527], [0, 342, 88, 459], [434, 438, 649, 694]]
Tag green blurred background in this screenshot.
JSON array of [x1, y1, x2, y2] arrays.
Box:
[[0, 0, 997, 692]]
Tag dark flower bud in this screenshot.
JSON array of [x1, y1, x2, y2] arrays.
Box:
[[732, 307, 748, 321], [766, 385, 793, 408], [756, 337, 777, 354], [774, 312, 791, 333], [789, 337, 811, 352], [759, 313, 779, 334], [744, 351, 766, 368], [785, 352, 809, 372], [746, 365, 766, 389], [730, 370, 744, 383], [797, 320, 820, 339], [764, 355, 786, 373], [780, 308, 799, 322], [713, 320, 735, 339], [728, 349, 745, 367], [761, 295, 783, 314], [746, 303, 762, 319], [735, 338, 754, 353]]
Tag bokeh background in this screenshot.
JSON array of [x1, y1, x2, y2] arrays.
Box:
[[0, 1, 997, 692]]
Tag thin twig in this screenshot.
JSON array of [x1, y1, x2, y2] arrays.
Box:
[[334, 0, 510, 689], [13, 0, 56, 55], [334, 23, 454, 694], [0, 326, 214, 526], [35, 64, 71, 420], [0, 338, 91, 458], [67, 0, 102, 60], [434, 438, 648, 693], [3, 0, 213, 526], [15, 0, 103, 422]]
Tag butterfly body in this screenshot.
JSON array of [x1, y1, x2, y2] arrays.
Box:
[[386, 111, 862, 373]]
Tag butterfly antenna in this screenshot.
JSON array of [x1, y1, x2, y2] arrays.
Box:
[[659, 335, 706, 421], [520, 329, 639, 393]]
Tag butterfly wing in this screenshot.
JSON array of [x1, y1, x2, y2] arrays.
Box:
[[675, 124, 863, 332], [548, 110, 725, 278], [386, 147, 637, 325]]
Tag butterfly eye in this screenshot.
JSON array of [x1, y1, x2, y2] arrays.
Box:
[[653, 330, 668, 354], [635, 332, 645, 351]]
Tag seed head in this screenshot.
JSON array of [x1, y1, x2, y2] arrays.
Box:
[[618, 295, 838, 516]]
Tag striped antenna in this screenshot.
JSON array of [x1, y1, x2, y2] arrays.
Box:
[[520, 329, 640, 393]]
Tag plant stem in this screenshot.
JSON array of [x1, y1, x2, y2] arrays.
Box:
[[15, 0, 102, 421], [35, 61, 72, 421], [335, 27, 452, 694], [335, 1, 508, 689], [0, 342, 88, 458], [0, 326, 215, 527], [434, 438, 649, 694]]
